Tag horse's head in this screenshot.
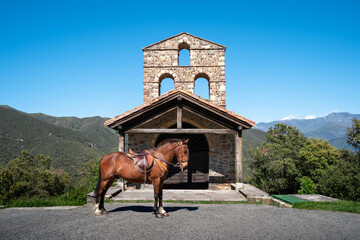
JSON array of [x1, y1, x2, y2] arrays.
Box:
[[176, 139, 189, 170]]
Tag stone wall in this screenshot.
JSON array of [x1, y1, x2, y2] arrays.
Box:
[[127, 109, 235, 183], [143, 33, 226, 107]]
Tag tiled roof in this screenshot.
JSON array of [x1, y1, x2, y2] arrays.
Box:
[[104, 90, 256, 128]]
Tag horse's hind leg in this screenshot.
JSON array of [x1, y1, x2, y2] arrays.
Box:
[[94, 179, 107, 216], [94, 178, 113, 216], [99, 177, 115, 214]]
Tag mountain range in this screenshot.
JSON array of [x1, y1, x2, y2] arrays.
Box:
[[2, 105, 356, 178], [0, 105, 267, 177], [256, 112, 360, 150]]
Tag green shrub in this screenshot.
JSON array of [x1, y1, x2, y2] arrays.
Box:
[[59, 186, 88, 205], [0, 151, 70, 205], [297, 176, 315, 194], [0, 151, 100, 207]]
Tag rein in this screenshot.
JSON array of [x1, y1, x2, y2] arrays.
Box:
[[150, 143, 189, 171]]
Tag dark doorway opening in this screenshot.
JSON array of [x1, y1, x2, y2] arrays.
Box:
[[155, 122, 209, 189]]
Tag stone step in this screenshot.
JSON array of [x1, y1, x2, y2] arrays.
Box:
[[239, 183, 269, 197]]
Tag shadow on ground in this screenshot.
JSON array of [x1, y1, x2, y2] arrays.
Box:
[[109, 205, 198, 213]]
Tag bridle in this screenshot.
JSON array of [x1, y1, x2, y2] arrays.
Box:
[[150, 143, 189, 171], [176, 143, 189, 170]]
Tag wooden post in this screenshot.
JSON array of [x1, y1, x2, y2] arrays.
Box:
[[118, 132, 125, 152], [235, 130, 243, 190], [177, 100, 182, 129], [118, 131, 125, 191]]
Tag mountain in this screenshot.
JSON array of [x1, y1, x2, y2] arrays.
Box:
[[242, 128, 267, 180], [30, 113, 118, 154], [0, 106, 114, 175], [0, 105, 266, 179], [256, 112, 360, 150]]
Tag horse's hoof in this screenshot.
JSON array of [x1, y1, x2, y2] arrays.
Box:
[[95, 211, 102, 216], [162, 212, 169, 217], [156, 214, 163, 218], [102, 209, 109, 214]]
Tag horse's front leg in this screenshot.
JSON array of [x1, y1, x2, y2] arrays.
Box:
[[158, 181, 169, 217], [152, 178, 163, 218]]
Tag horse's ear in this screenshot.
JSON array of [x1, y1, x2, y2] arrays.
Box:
[[184, 138, 189, 144]]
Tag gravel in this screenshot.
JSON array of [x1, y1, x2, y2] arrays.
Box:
[[0, 203, 359, 240]]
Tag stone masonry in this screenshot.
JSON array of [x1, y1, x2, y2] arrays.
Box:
[[143, 32, 226, 107]]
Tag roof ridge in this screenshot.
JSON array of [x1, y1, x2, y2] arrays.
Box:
[[142, 32, 226, 50]]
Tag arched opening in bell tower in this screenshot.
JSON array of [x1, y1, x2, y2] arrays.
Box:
[[159, 73, 175, 95], [178, 42, 190, 66], [194, 73, 210, 100]]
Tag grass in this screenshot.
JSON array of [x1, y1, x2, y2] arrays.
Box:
[[3, 187, 89, 208], [293, 200, 360, 214], [4, 196, 85, 208]]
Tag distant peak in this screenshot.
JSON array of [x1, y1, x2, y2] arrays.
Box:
[[0, 105, 14, 110]]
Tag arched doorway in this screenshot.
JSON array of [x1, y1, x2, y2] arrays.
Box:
[[155, 122, 209, 189]]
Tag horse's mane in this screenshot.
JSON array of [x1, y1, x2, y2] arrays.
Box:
[[156, 138, 183, 148], [147, 138, 183, 155]]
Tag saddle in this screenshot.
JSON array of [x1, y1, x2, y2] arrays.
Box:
[[127, 149, 154, 174]]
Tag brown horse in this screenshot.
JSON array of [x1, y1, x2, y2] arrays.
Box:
[[93, 138, 189, 218]]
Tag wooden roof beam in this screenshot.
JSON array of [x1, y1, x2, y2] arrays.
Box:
[[125, 128, 236, 135]]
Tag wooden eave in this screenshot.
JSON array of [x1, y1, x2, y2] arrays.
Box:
[[105, 90, 255, 133], [142, 32, 226, 50]]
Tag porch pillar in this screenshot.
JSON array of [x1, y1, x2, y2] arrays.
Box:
[[235, 130, 244, 190], [118, 131, 125, 191], [118, 132, 125, 152], [177, 97, 183, 129]]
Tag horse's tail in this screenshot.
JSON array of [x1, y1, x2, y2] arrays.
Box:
[[94, 159, 102, 199]]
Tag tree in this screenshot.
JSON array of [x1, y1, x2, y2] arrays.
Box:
[[250, 122, 360, 199], [317, 149, 360, 201], [250, 123, 307, 194], [0, 150, 70, 204], [298, 138, 340, 183], [346, 118, 360, 150]]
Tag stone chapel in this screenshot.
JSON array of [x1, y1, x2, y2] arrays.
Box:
[[105, 32, 255, 189]]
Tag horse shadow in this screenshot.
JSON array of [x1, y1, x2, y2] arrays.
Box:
[[109, 205, 198, 213]]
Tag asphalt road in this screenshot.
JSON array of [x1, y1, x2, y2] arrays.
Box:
[[0, 203, 359, 240]]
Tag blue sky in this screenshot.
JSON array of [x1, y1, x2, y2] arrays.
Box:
[[0, 0, 359, 123]]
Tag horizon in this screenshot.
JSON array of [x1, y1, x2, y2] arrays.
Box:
[[1, 1, 359, 123], [2, 104, 358, 124]]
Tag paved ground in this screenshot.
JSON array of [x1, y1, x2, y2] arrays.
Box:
[[1, 203, 359, 240]]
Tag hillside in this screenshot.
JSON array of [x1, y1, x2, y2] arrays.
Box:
[[242, 128, 267, 180], [0, 106, 105, 175], [256, 112, 359, 150], [0, 105, 266, 180], [30, 113, 118, 154]]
